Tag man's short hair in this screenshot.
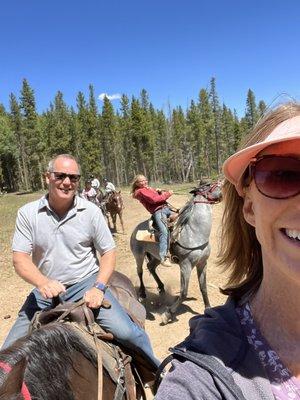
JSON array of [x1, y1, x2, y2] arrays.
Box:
[[47, 154, 81, 173]]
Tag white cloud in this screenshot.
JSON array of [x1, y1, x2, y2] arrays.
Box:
[[98, 93, 121, 101]]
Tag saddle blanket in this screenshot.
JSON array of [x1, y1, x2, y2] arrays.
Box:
[[136, 230, 158, 243]]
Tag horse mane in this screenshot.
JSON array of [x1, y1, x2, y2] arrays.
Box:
[[0, 324, 97, 400], [174, 196, 194, 228]]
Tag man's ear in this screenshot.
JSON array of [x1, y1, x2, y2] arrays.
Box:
[[242, 192, 256, 227], [45, 172, 50, 185]]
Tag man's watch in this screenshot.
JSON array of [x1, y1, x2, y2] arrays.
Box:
[[93, 282, 107, 293]]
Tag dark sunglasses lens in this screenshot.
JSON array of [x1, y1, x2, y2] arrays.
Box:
[[254, 157, 300, 199], [54, 173, 80, 182]]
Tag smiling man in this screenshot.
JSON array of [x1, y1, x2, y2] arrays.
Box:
[[2, 154, 159, 368]]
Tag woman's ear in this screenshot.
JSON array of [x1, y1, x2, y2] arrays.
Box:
[[242, 191, 256, 227]]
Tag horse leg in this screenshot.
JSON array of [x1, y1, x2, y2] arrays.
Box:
[[106, 212, 112, 230], [146, 254, 165, 294], [161, 259, 192, 325], [118, 211, 125, 233], [197, 263, 210, 308], [135, 253, 147, 301], [112, 213, 117, 232]]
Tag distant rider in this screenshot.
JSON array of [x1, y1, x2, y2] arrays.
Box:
[[132, 174, 175, 267], [81, 179, 99, 204], [90, 174, 100, 193], [103, 178, 116, 199]]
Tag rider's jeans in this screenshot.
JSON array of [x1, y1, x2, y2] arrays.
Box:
[[1, 273, 160, 367], [153, 206, 172, 261]]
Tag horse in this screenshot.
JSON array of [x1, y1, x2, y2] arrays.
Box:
[[0, 272, 156, 400], [0, 323, 101, 400], [105, 191, 125, 233], [130, 183, 222, 325]]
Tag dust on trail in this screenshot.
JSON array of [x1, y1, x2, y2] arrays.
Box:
[[0, 192, 227, 361]]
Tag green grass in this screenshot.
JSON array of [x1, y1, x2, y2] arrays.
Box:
[[0, 192, 44, 277]]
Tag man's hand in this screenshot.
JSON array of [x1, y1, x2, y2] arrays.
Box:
[[169, 190, 174, 195], [37, 279, 66, 299], [84, 287, 104, 309]]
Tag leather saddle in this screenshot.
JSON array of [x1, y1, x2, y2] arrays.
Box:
[[29, 271, 156, 398], [135, 216, 175, 243]]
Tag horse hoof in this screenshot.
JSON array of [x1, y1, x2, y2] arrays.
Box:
[[138, 294, 146, 302], [160, 311, 171, 325], [158, 287, 165, 294]]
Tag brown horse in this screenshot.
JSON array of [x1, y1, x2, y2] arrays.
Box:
[[0, 322, 154, 400], [0, 269, 157, 400], [106, 191, 125, 233], [0, 271, 158, 399]]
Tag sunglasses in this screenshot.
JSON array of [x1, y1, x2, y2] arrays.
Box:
[[247, 155, 300, 199], [52, 172, 81, 183]]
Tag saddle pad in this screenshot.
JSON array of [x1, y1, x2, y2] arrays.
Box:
[[136, 230, 157, 242]]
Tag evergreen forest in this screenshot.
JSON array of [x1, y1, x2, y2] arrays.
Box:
[[0, 78, 266, 192]]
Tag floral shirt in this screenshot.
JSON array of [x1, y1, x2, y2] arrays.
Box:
[[236, 303, 300, 400]]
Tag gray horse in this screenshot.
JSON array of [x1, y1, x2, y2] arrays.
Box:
[[130, 184, 222, 324]]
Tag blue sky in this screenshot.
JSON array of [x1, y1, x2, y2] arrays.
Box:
[[1, 0, 300, 116]]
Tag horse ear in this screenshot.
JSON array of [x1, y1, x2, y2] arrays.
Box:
[[118, 190, 121, 194], [0, 358, 27, 398]]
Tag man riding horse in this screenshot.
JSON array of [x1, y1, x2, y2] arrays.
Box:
[[2, 154, 159, 369]]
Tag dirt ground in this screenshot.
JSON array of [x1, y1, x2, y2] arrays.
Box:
[[0, 192, 227, 362]]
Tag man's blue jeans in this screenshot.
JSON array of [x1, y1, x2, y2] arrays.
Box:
[[1, 273, 160, 367], [153, 206, 171, 261]]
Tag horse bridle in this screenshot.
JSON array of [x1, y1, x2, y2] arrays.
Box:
[[172, 183, 220, 251], [193, 183, 221, 205], [0, 361, 32, 399]]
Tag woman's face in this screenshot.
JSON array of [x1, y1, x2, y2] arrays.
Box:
[[136, 176, 148, 188], [242, 140, 300, 286]]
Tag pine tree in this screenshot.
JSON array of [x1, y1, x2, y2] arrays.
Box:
[[9, 93, 29, 190], [209, 77, 222, 174], [20, 79, 45, 190], [0, 112, 18, 191], [245, 89, 259, 129], [258, 100, 267, 117], [119, 94, 136, 182], [198, 88, 214, 177], [47, 91, 72, 155], [101, 96, 117, 181], [86, 85, 102, 179]]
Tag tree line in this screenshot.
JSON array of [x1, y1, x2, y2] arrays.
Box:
[[0, 78, 266, 192]]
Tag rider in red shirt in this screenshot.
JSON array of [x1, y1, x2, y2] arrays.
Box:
[[132, 175, 174, 267]]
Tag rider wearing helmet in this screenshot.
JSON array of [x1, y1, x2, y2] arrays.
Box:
[[103, 178, 116, 199]]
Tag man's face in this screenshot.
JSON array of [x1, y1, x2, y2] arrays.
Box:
[[46, 157, 80, 206]]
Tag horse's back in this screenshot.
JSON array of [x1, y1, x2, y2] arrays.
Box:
[[109, 271, 146, 328]]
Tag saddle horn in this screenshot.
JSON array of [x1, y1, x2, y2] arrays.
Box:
[[51, 295, 64, 308]]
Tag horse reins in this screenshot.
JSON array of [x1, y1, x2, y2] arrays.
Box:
[[174, 240, 209, 251], [172, 183, 220, 251], [56, 299, 104, 400], [193, 183, 221, 205], [0, 361, 32, 399]]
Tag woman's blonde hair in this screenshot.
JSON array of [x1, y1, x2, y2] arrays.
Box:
[[131, 174, 146, 197], [219, 101, 300, 299]]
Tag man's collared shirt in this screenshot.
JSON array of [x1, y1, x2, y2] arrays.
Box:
[[12, 195, 115, 285]]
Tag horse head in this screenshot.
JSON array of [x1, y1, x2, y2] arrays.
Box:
[[0, 358, 29, 400], [190, 182, 222, 203], [109, 191, 123, 210]]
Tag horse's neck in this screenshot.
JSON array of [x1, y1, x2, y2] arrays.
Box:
[[173, 198, 212, 241]]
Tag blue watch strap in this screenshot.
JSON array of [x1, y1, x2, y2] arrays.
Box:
[[93, 282, 107, 293]]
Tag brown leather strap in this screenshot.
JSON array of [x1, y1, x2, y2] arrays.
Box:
[[82, 304, 103, 400]]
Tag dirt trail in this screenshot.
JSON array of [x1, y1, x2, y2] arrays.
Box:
[[0, 192, 227, 361]]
